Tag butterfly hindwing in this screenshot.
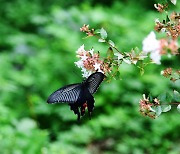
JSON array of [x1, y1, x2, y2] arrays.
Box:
[[47, 83, 81, 103], [85, 72, 105, 94]]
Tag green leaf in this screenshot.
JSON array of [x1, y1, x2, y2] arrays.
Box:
[[94, 29, 101, 34], [177, 104, 180, 113], [166, 92, 173, 103], [148, 93, 153, 102], [161, 105, 171, 112], [108, 40, 115, 47], [100, 28, 107, 39], [158, 92, 167, 102], [137, 66, 145, 76], [171, 0, 177, 5], [113, 71, 121, 80], [166, 15, 170, 23], [107, 47, 114, 59], [155, 106, 162, 117], [158, 92, 173, 103], [134, 47, 140, 54], [173, 90, 180, 102]]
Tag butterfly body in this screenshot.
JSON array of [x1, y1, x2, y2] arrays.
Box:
[[47, 72, 105, 120]]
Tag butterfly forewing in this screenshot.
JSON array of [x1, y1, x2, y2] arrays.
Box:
[[85, 72, 105, 94], [47, 84, 81, 103]]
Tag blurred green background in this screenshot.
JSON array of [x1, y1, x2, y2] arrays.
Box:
[[0, 0, 180, 154]]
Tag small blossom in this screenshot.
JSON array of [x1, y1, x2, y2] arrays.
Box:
[[159, 39, 179, 55], [114, 53, 124, 60], [160, 70, 164, 75], [93, 63, 101, 71], [82, 69, 92, 78], [155, 18, 160, 23], [161, 68, 172, 77], [81, 54, 88, 61], [161, 28, 166, 33], [154, 98, 160, 105], [159, 39, 168, 54], [80, 24, 89, 32], [88, 49, 94, 56], [154, 3, 167, 13], [154, 21, 164, 32], [76, 44, 85, 55], [80, 24, 95, 36], [74, 60, 83, 68], [168, 40, 179, 55]]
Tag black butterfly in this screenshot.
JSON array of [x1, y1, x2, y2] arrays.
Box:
[[47, 72, 105, 120]]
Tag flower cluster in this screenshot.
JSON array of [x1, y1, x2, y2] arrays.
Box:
[[161, 68, 172, 77], [161, 67, 180, 82], [159, 39, 179, 55], [142, 31, 179, 64], [139, 94, 156, 119], [80, 24, 95, 37], [74, 45, 111, 78], [154, 12, 180, 40]]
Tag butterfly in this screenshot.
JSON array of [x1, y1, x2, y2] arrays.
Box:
[[47, 72, 105, 121]]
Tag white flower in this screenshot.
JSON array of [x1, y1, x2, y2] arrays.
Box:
[[142, 31, 161, 65], [80, 54, 88, 61], [74, 60, 83, 68], [161, 28, 166, 33], [89, 49, 94, 56], [160, 70, 164, 75], [142, 31, 160, 53], [93, 63, 101, 70], [155, 18, 160, 23], [114, 53, 124, 60], [93, 63, 104, 73], [150, 51, 161, 64], [76, 44, 85, 54], [81, 68, 92, 78]]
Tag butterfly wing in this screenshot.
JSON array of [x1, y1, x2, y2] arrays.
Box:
[[85, 72, 105, 94], [47, 83, 82, 104]]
